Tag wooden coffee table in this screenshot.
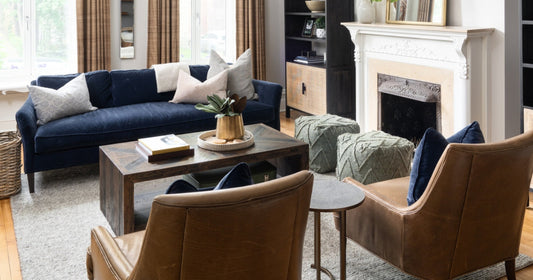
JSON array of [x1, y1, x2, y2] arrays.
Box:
[[99, 124, 309, 235]]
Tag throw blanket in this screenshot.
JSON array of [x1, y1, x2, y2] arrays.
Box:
[[151, 62, 190, 93]]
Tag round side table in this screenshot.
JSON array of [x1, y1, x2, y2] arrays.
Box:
[[310, 179, 365, 280]]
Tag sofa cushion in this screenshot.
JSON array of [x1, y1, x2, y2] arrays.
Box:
[[29, 74, 97, 125], [36, 70, 113, 108], [34, 100, 274, 154], [110, 69, 174, 106]]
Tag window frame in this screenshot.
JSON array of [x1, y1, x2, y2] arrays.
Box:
[[0, 0, 77, 91], [179, 0, 236, 65]]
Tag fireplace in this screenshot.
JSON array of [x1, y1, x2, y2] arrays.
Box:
[[378, 74, 441, 142], [341, 23, 494, 140]]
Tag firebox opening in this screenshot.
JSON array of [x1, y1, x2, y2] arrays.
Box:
[[380, 93, 437, 144], [378, 74, 441, 144]]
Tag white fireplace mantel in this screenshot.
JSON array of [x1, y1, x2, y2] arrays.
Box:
[[341, 23, 494, 138]]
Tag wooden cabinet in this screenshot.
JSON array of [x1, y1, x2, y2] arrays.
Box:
[[284, 0, 355, 119], [286, 63, 327, 115]]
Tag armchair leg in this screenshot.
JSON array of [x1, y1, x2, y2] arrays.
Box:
[[505, 259, 516, 280], [27, 173, 35, 193]]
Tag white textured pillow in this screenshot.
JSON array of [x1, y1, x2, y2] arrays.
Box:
[[29, 74, 97, 125], [206, 49, 256, 100], [170, 70, 228, 104]]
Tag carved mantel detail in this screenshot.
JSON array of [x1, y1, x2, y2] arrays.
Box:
[[340, 22, 494, 138]]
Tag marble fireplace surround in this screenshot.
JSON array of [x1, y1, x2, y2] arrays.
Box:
[[341, 23, 494, 138]]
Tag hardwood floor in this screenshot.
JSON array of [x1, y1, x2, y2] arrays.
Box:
[[0, 198, 21, 280], [0, 112, 532, 279]]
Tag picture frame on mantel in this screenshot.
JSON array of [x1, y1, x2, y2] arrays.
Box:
[[386, 0, 447, 26]]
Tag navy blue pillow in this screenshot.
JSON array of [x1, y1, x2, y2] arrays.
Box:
[[407, 128, 448, 205], [214, 162, 253, 190], [447, 121, 485, 144], [165, 179, 199, 194], [166, 162, 253, 194], [407, 122, 485, 205]]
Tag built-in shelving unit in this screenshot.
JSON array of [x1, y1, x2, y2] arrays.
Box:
[[284, 0, 355, 119], [522, 0, 533, 131]]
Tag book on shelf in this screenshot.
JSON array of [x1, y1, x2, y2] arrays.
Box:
[[138, 134, 189, 155], [293, 55, 324, 65], [136, 144, 195, 163]]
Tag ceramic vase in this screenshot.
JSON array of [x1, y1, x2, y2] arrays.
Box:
[[216, 115, 244, 140], [316, 28, 326, 39], [373, 0, 386, 23], [358, 0, 375, 24]]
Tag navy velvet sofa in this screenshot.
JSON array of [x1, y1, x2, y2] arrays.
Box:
[[15, 65, 282, 193]]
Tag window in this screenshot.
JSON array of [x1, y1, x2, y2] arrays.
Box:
[[0, 0, 77, 90], [179, 0, 236, 64]]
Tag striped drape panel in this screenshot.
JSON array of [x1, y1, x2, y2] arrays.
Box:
[[76, 0, 111, 72], [236, 0, 266, 80], [147, 0, 180, 68]]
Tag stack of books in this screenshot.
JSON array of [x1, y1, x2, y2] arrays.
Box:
[[136, 134, 194, 162], [293, 55, 325, 65]]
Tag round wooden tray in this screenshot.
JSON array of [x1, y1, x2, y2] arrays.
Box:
[[197, 130, 254, 151]]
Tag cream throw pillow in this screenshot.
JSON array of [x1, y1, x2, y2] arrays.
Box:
[[206, 49, 256, 100], [170, 70, 228, 104], [151, 62, 190, 93], [28, 74, 97, 125]]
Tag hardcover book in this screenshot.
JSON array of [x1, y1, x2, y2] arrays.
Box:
[[136, 144, 195, 163], [138, 134, 189, 155]]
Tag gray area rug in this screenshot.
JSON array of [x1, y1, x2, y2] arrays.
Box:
[[10, 165, 533, 279]]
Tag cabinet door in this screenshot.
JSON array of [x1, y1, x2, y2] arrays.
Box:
[[286, 62, 327, 115]]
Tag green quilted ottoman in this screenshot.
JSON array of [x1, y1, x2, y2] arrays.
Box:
[[295, 114, 360, 173], [336, 131, 414, 184]]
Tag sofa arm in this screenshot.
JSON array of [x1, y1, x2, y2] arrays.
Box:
[[253, 79, 282, 130], [15, 98, 37, 173]]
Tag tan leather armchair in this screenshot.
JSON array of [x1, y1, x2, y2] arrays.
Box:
[[87, 171, 313, 280], [339, 131, 533, 280]]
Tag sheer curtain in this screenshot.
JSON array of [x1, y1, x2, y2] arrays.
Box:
[[236, 0, 265, 80], [76, 0, 111, 72], [147, 0, 180, 67]]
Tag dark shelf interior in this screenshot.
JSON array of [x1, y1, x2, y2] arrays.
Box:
[[524, 25, 533, 64], [524, 0, 533, 21], [524, 68, 533, 107], [286, 12, 326, 17], [286, 36, 327, 42]]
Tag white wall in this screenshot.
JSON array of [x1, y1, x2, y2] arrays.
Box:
[[505, 0, 522, 138], [0, 92, 28, 131], [265, 0, 285, 86], [446, 0, 513, 141], [110, 0, 149, 70]]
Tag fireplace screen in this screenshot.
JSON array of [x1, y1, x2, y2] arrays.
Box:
[[378, 74, 441, 143]]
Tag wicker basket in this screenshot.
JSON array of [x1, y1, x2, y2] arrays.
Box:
[[0, 131, 22, 198]]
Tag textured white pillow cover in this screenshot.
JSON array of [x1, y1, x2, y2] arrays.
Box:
[[28, 74, 97, 125], [206, 49, 255, 100]]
